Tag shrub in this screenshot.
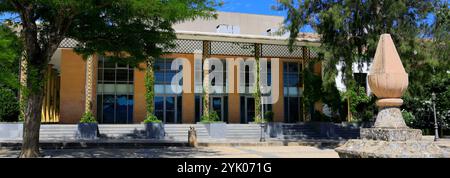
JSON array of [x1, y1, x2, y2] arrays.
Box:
[[0, 88, 19, 122], [200, 110, 220, 123], [79, 111, 97, 123], [402, 110, 415, 127], [143, 114, 162, 123], [264, 111, 274, 122]]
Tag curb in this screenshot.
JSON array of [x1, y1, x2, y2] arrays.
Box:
[[1, 139, 347, 150]]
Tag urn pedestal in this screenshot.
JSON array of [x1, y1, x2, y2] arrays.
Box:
[[335, 34, 445, 158]]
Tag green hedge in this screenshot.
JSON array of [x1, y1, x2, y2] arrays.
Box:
[[0, 87, 19, 122]]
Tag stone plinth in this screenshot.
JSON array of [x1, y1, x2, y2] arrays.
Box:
[[335, 139, 445, 158], [335, 34, 446, 158], [361, 128, 422, 141], [373, 107, 407, 128]]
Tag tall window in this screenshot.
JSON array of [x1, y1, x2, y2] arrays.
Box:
[[97, 57, 134, 124], [210, 59, 227, 93], [154, 58, 183, 123], [283, 62, 302, 123]]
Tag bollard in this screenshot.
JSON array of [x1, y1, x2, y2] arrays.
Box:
[[188, 126, 198, 147]]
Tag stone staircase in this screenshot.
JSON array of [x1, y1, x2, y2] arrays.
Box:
[[270, 123, 360, 140], [97, 124, 146, 139], [332, 125, 360, 139], [164, 124, 210, 141], [226, 124, 263, 140], [39, 124, 211, 141], [40, 124, 78, 140], [280, 124, 323, 140], [38, 123, 360, 141]]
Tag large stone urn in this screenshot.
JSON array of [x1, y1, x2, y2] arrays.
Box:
[[335, 34, 445, 158]]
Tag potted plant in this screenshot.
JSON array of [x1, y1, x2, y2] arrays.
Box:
[[143, 114, 164, 139], [263, 111, 283, 138], [77, 111, 99, 139], [199, 111, 226, 138]]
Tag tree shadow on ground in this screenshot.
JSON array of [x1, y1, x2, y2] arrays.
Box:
[[38, 147, 224, 158]]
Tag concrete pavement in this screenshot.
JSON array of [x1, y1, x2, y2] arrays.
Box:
[[0, 146, 339, 158]]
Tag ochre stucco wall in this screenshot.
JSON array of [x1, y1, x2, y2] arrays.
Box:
[[58, 49, 313, 124], [133, 63, 146, 123], [59, 49, 86, 124]]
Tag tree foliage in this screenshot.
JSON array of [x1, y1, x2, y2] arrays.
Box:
[[0, 24, 21, 122], [0, 0, 219, 157], [278, 0, 449, 127], [0, 24, 21, 88]]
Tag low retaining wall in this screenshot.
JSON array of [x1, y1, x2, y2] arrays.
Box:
[[0, 123, 23, 140]]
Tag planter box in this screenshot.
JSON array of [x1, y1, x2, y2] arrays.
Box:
[[0, 123, 23, 140], [145, 123, 165, 139], [199, 122, 227, 138], [76, 123, 99, 139], [267, 122, 283, 138]]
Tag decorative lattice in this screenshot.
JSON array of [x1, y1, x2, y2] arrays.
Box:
[[58, 37, 318, 61], [59, 38, 79, 48], [210, 41, 256, 56], [165, 39, 203, 54], [261, 44, 303, 58]]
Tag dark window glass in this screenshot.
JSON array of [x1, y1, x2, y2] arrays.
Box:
[[117, 63, 127, 68], [128, 69, 134, 82], [223, 96, 228, 123], [102, 95, 115, 124], [247, 97, 255, 123], [155, 73, 164, 83], [240, 97, 245, 123], [195, 96, 201, 123], [166, 97, 175, 110], [290, 63, 299, 72], [128, 95, 134, 123], [116, 69, 129, 82], [212, 97, 222, 120], [103, 69, 115, 81], [155, 97, 164, 110], [155, 111, 164, 121], [104, 60, 116, 68], [283, 63, 289, 72], [166, 111, 175, 123], [96, 95, 103, 123], [97, 57, 134, 124], [245, 65, 250, 87], [116, 95, 129, 124], [177, 96, 182, 123], [289, 97, 299, 123], [98, 70, 104, 81]]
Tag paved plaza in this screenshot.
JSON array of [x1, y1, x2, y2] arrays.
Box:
[[1, 137, 449, 158], [0, 146, 339, 158]]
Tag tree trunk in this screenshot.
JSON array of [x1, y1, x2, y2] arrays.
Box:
[[19, 92, 44, 158]]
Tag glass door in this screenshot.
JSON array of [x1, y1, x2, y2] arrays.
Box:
[[240, 96, 255, 123], [154, 96, 181, 123], [211, 97, 222, 121]]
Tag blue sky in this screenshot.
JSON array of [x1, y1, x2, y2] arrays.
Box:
[[216, 0, 285, 16], [216, 0, 315, 32]]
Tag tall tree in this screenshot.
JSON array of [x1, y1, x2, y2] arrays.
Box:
[[0, 0, 218, 158], [276, 0, 435, 121]]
